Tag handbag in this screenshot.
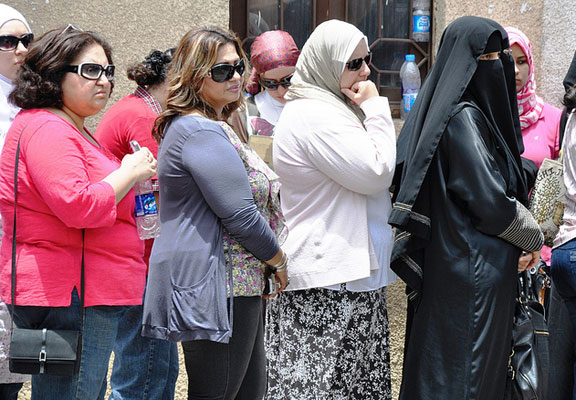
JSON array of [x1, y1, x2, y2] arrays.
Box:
[[528, 112, 573, 247], [528, 157, 565, 247], [8, 137, 84, 376], [505, 271, 550, 399]]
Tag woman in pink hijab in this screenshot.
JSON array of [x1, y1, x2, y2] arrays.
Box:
[[507, 27, 572, 400], [244, 30, 299, 137], [506, 26, 562, 266], [507, 27, 561, 167]]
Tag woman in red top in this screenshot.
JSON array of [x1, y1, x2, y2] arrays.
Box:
[[0, 26, 156, 399], [95, 48, 178, 400]]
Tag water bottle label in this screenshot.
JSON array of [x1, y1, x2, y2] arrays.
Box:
[[413, 15, 430, 33], [134, 192, 158, 217], [403, 92, 418, 113]]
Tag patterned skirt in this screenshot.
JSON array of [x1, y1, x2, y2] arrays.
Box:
[[264, 286, 391, 400]]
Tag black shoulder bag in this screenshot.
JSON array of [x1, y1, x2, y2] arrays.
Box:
[[9, 137, 84, 376], [505, 270, 550, 399]]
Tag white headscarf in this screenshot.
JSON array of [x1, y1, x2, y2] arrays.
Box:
[[0, 4, 31, 151], [285, 19, 367, 123], [0, 4, 32, 32]]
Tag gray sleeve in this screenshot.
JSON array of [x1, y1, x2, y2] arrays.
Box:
[[497, 201, 544, 252], [181, 126, 279, 261]]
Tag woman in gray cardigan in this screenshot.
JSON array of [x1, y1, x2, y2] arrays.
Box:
[[142, 27, 288, 400]]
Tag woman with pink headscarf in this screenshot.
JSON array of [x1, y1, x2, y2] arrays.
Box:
[[244, 30, 299, 137], [506, 26, 562, 266], [507, 26, 572, 400]]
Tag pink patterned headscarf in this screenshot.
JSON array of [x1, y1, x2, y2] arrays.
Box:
[[505, 27, 544, 129], [246, 30, 300, 95]]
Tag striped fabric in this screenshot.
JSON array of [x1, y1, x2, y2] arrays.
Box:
[[498, 201, 544, 252]]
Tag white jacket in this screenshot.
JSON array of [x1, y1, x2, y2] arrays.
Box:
[[273, 96, 396, 291]]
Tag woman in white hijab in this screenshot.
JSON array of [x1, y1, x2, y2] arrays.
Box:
[[267, 19, 396, 399], [0, 4, 32, 399]]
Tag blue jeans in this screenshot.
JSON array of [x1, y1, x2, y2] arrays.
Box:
[[10, 289, 157, 400], [551, 239, 576, 400], [109, 304, 178, 400]]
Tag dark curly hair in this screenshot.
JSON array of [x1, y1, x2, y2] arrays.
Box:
[[9, 26, 114, 110], [127, 48, 175, 87], [565, 84, 576, 113]]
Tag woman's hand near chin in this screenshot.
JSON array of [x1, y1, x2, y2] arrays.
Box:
[[341, 80, 379, 106]]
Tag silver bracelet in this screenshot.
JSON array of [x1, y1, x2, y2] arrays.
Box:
[[270, 250, 287, 269], [275, 257, 288, 272]]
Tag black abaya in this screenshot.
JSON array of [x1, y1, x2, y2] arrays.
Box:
[[398, 104, 520, 399], [390, 17, 544, 399]]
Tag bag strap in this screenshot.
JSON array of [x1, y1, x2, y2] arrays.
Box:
[[517, 270, 530, 302], [10, 135, 86, 327], [227, 234, 233, 335]]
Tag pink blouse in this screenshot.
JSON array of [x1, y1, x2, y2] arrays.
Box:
[[0, 110, 146, 307], [522, 103, 562, 167]]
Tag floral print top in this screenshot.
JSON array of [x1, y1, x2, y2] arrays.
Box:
[[218, 122, 285, 297]]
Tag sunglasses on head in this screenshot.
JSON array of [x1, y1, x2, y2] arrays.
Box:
[[61, 24, 83, 34], [259, 73, 293, 90], [0, 33, 34, 52], [346, 52, 372, 71], [64, 63, 115, 81], [209, 58, 245, 82]]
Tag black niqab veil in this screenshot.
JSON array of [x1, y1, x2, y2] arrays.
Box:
[[559, 51, 576, 145], [389, 16, 527, 303]]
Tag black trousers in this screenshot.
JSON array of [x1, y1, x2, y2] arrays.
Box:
[[0, 383, 23, 400], [182, 296, 266, 400]]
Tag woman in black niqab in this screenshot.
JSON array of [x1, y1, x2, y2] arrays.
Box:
[[390, 16, 544, 399]]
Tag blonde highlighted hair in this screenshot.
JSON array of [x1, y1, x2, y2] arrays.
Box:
[[153, 27, 247, 142]]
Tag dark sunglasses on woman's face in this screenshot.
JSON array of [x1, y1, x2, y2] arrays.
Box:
[[259, 73, 293, 90], [346, 52, 372, 71], [209, 58, 245, 82], [64, 63, 115, 81], [0, 33, 34, 52]]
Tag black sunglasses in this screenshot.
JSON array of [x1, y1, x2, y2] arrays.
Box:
[[0, 33, 34, 52], [259, 73, 293, 90], [64, 63, 115, 81], [346, 52, 372, 71], [209, 58, 245, 82]]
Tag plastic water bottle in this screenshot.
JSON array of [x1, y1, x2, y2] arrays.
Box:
[[412, 0, 431, 42], [130, 140, 161, 239], [400, 54, 421, 120]]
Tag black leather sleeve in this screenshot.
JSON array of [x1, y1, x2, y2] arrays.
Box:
[[442, 107, 517, 236], [442, 107, 543, 251]]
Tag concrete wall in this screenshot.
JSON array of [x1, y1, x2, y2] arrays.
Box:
[[541, 0, 575, 107], [434, 0, 575, 107], [6, 0, 230, 129]]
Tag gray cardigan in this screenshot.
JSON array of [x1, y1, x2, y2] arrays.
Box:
[[142, 115, 279, 343]]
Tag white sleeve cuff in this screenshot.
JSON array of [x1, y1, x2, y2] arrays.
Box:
[[360, 96, 391, 120]]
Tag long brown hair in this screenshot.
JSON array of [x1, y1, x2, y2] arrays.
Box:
[[153, 27, 247, 142]]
